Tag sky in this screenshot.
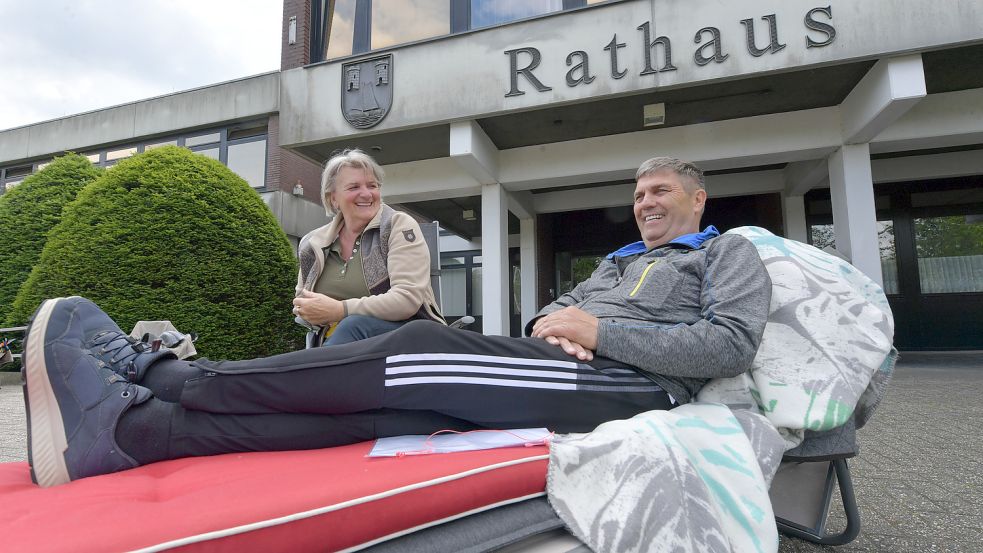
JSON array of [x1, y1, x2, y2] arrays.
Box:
[[0, 1, 282, 132]]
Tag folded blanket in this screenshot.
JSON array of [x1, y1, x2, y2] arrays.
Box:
[[548, 404, 785, 553], [698, 227, 896, 447]]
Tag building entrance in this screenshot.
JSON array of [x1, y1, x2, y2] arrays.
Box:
[[807, 177, 983, 350]]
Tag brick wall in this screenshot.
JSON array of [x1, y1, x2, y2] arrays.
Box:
[[267, 115, 325, 204], [274, 0, 324, 204], [281, 0, 312, 70]]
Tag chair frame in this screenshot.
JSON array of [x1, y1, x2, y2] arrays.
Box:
[[774, 457, 861, 545]]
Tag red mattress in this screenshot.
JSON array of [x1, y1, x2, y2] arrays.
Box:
[[0, 442, 549, 552]]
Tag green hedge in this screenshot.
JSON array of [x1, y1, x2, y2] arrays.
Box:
[[0, 154, 103, 324], [9, 146, 302, 360]]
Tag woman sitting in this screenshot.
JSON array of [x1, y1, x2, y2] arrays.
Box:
[[292, 149, 445, 346]]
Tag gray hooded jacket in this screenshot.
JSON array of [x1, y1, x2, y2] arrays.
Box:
[[527, 232, 771, 404]]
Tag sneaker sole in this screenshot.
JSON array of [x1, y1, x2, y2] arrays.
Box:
[[24, 298, 71, 487]]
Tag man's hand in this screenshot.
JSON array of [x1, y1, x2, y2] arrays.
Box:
[[531, 307, 600, 361], [543, 335, 594, 361], [293, 290, 345, 325]]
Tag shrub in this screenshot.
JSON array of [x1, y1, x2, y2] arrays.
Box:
[[0, 154, 103, 324], [9, 146, 302, 360]]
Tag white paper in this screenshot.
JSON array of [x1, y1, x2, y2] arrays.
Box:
[[368, 428, 552, 457]]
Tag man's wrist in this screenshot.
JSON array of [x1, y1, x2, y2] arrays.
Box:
[[524, 315, 545, 337]]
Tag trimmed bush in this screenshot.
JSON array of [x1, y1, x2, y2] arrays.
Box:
[[9, 146, 302, 359], [0, 154, 103, 324]]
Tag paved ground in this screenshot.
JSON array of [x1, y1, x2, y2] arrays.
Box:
[[2, 351, 981, 551]]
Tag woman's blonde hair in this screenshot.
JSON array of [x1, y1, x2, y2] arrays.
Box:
[[320, 148, 385, 216]]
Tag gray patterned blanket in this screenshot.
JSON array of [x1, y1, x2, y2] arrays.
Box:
[[547, 227, 896, 552]]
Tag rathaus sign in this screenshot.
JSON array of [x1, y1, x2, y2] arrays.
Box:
[[504, 6, 836, 97]]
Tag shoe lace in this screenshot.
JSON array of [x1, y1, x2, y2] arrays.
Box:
[[90, 331, 148, 380]]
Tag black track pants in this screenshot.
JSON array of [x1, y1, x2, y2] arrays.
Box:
[[179, 320, 672, 433]]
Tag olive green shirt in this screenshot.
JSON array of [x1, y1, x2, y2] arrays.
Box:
[[313, 238, 371, 301]]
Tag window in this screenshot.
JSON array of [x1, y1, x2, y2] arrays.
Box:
[[440, 251, 483, 332], [470, 0, 561, 29], [913, 214, 983, 293], [195, 147, 220, 160], [808, 221, 900, 295], [314, 0, 605, 63], [2, 178, 23, 192], [1, 165, 31, 194], [185, 133, 221, 147], [106, 146, 137, 162], [1, 123, 269, 195], [554, 251, 604, 296], [440, 266, 468, 316], [372, 0, 450, 49], [145, 140, 178, 150], [227, 139, 267, 188], [325, 0, 357, 59]]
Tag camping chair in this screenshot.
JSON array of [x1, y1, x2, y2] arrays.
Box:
[[769, 349, 895, 546], [693, 228, 896, 547], [764, 245, 897, 546], [770, 422, 862, 544], [1, 326, 26, 366], [303, 221, 472, 348]]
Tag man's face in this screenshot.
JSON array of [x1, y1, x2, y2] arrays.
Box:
[[633, 169, 707, 249]]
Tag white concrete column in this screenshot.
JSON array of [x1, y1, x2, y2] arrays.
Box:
[[840, 54, 926, 144], [450, 120, 499, 185], [782, 195, 808, 242], [519, 217, 538, 332], [828, 144, 884, 285], [481, 182, 509, 335]]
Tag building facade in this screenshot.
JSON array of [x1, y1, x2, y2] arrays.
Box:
[[2, 0, 982, 348]]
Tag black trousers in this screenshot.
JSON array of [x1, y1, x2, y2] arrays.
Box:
[[155, 320, 673, 458]]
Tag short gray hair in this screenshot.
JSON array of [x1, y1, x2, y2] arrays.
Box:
[[321, 148, 385, 216], [635, 157, 705, 191]]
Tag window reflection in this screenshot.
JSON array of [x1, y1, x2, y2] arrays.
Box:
[[326, 0, 356, 59], [227, 139, 267, 189], [371, 0, 450, 50], [809, 221, 900, 295], [145, 140, 178, 150], [914, 214, 983, 293], [185, 133, 220, 147], [106, 147, 137, 161], [471, 0, 562, 29], [196, 148, 220, 160], [440, 267, 467, 317], [471, 266, 483, 315]]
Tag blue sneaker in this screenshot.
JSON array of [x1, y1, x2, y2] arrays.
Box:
[[22, 297, 151, 487], [89, 330, 176, 383]]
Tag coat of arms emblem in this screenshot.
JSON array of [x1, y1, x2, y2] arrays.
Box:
[[342, 54, 393, 129]]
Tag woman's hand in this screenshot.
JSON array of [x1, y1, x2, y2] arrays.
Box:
[[293, 290, 345, 325]]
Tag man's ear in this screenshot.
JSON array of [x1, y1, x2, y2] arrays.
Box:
[[693, 189, 707, 214]]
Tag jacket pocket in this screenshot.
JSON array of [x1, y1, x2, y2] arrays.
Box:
[[623, 260, 682, 310]]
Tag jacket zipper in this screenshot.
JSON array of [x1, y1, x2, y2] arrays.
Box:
[[629, 260, 659, 297]]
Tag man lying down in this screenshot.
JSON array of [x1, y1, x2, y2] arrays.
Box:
[[22, 156, 771, 488]]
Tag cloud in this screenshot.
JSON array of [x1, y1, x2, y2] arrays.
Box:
[[0, 0, 281, 131]]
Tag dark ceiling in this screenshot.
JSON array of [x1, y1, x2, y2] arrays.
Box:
[[401, 197, 521, 240], [476, 61, 876, 149]]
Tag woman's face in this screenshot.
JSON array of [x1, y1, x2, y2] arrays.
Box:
[[330, 166, 381, 230]]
